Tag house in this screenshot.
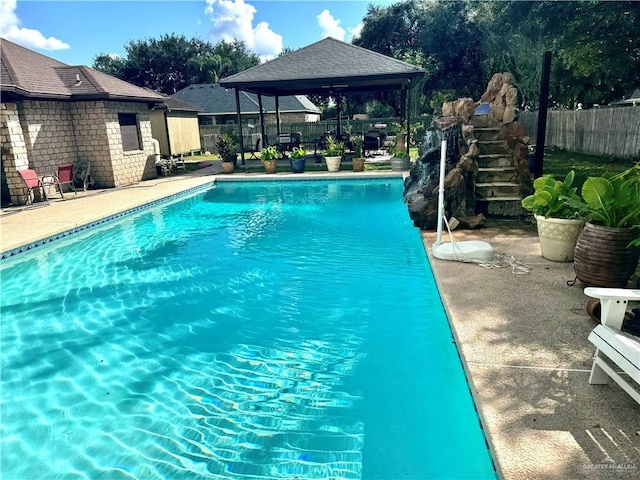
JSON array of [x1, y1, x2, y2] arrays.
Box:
[[170, 83, 321, 126], [1, 38, 166, 206], [149, 96, 203, 157]]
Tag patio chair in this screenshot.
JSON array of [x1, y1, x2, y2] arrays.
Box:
[[42, 164, 77, 199], [18, 169, 48, 204], [73, 159, 91, 191], [585, 287, 640, 404]]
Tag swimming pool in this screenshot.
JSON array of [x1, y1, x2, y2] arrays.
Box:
[[0, 178, 496, 479]]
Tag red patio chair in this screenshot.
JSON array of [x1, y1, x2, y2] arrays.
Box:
[[42, 164, 77, 199], [18, 169, 48, 204]]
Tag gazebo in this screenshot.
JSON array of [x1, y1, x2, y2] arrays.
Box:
[[219, 37, 425, 162]]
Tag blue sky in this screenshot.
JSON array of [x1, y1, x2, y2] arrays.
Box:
[[1, 0, 393, 66]]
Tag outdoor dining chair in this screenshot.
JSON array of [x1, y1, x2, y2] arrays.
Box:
[[18, 169, 48, 204], [42, 164, 77, 199]]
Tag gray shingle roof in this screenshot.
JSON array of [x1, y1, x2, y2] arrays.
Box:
[[220, 37, 424, 96], [171, 83, 320, 115], [1, 38, 165, 102]]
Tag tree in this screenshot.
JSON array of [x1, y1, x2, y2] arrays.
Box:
[[92, 34, 259, 94]]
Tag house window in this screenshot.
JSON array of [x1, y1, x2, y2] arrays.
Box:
[[118, 113, 141, 151]]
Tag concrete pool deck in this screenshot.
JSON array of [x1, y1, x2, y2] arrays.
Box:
[[1, 163, 638, 479]]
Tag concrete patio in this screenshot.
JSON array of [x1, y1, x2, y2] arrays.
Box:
[[1, 163, 638, 479]]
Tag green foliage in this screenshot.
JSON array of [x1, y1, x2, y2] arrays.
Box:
[[92, 34, 259, 94], [291, 146, 306, 159], [521, 170, 584, 219], [260, 145, 281, 161], [352, 136, 364, 157], [324, 136, 345, 157], [578, 166, 640, 228], [215, 134, 238, 163]]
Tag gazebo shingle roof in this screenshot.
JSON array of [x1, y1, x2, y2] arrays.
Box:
[[219, 37, 424, 96]]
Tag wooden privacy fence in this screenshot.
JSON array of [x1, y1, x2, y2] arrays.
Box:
[[519, 108, 640, 159]]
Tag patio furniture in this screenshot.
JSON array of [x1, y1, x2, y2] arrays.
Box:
[[585, 287, 640, 404], [18, 169, 48, 204], [42, 164, 77, 199], [73, 159, 91, 191]]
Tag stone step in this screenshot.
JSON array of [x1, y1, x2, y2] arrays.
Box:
[[476, 167, 517, 183], [475, 182, 521, 198], [470, 115, 499, 129], [476, 154, 514, 168], [476, 197, 524, 217], [477, 140, 510, 155], [474, 128, 502, 142]]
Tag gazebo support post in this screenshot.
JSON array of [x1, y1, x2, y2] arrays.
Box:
[[405, 83, 411, 152], [258, 94, 266, 148], [335, 93, 342, 140], [275, 96, 281, 136], [234, 88, 245, 165]]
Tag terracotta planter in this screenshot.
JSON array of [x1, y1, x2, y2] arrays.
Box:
[[263, 159, 278, 174], [352, 157, 365, 172], [574, 222, 640, 287], [535, 215, 585, 262], [221, 162, 234, 174], [325, 156, 341, 172]]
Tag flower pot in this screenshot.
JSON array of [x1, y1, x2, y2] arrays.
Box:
[[391, 157, 410, 171], [574, 222, 640, 287], [535, 215, 585, 262], [290, 158, 306, 173], [263, 159, 278, 174], [325, 156, 342, 172], [352, 157, 365, 172], [221, 161, 234, 174]]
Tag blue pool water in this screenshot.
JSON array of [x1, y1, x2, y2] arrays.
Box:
[[0, 179, 496, 479]]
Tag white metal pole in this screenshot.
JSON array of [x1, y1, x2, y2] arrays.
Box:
[[435, 139, 447, 245]]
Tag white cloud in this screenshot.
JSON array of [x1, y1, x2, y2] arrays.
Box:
[[350, 22, 364, 41], [317, 9, 346, 41], [205, 0, 282, 62], [0, 0, 70, 50]]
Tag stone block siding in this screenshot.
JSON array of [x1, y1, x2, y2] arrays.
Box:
[[1, 102, 30, 204], [17, 100, 79, 177], [103, 102, 156, 186], [2, 98, 158, 202], [70, 101, 115, 187]]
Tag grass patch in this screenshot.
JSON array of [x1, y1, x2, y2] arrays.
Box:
[[541, 149, 633, 188]]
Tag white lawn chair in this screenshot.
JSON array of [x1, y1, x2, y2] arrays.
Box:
[[585, 287, 640, 404]]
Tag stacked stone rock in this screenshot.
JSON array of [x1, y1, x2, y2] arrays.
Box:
[[404, 72, 533, 230]]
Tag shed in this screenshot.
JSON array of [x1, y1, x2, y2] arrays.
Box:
[[150, 97, 203, 157]]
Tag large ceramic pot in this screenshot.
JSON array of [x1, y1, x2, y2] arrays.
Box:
[[535, 215, 585, 262], [263, 159, 278, 174], [574, 222, 640, 287], [352, 157, 365, 172], [325, 156, 342, 172], [290, 158, 306, 173]]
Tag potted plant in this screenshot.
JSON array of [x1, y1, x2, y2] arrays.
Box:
[[290, 146, 306, 173], [390, 147, 411, 171], [352, 136, 365, 172], [572, 165, 640, 287], [260, 145, 281, 174], [216, 134, 238, 174], [323, 136, 345, 172], [520, 170, 585, 261]]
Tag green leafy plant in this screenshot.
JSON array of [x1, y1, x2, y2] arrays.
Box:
[[521, 170, 583, 219], [291, 146, 306, 159], [352, 136, 363, 158], [324, 136, 345, 157], [577, 165, 640, 229], [216, 134, 238, 163], [391, 146, 410, 158], [260, 145, 281, 161]]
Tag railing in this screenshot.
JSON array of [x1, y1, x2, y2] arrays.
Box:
[[199, 116, 433, 153]]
